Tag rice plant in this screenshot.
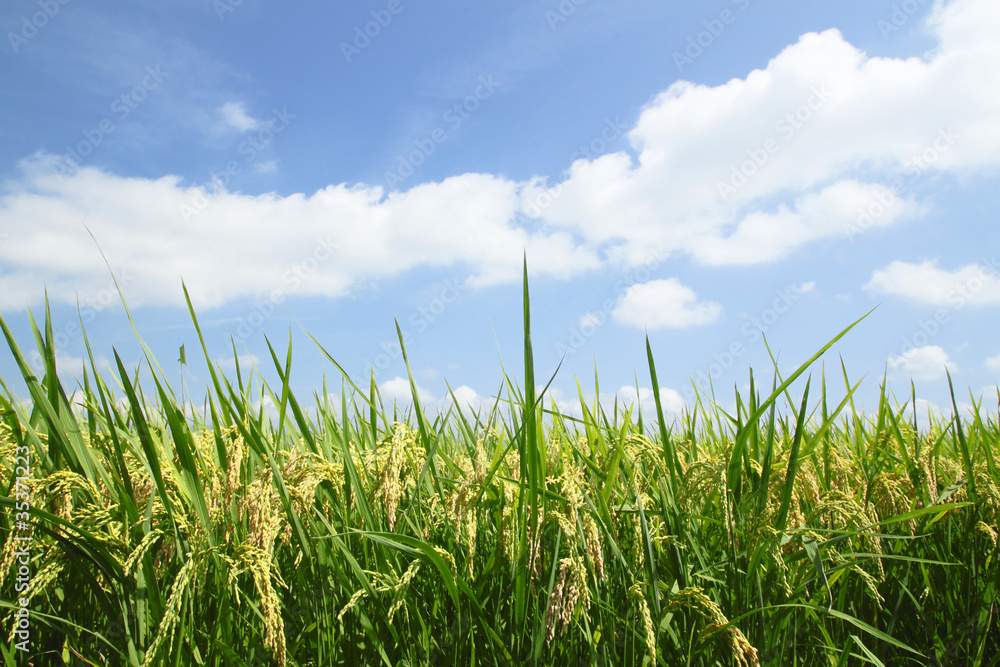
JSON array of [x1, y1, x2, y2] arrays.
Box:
[[0, 266, 997, 665]]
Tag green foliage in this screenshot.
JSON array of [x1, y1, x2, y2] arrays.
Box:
[[0, 279, 997, 666]]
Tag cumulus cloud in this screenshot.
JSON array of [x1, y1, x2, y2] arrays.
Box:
[[2, 0, 1000, 310], [523, 0, 1000, 266], [214, 353, 261, 368], [257, 394, 278, 419], [888, 345, 955, 380], [0, 163, 598, 310], [617, 385, 685, 416], [542, 385, 686, 420], [219, 101, 259, 131], [544, 387, 582, 418], [372, 379, 489, 414], [28, 350, 113, 382], [901, 397, 946, 429], [979, 385, 1000, 406], [379, 376, 435, 406], [450, 385, 484, 412], [864, 259, 1000, 306], [611, 278, 722, 330], [67, 389, 89, 417], [986, 354, 1000, 371], [686, 181, 919, 265]]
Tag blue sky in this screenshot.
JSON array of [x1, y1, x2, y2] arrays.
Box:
[[2, 0, 999, 421]]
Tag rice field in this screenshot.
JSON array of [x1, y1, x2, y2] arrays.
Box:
[[0, 273, 998, 666]]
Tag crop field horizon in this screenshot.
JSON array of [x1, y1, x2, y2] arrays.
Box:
[[0, 269, 997, 666], [5, 1, 1000, 665]]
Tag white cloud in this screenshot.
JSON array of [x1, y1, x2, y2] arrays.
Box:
[[545, 387, 582, 418], [28, 350, 112, 382], [887, 345, 955, 380], [686, 181, 918, 266], [544, 385, 686, 420], [257, 394, 278, 419], [903, 397, 945, 430], [68, 389, 88, 417], [865, 259, 1000, 306], [986, 354, 1000, 371], [2, 0, 1000, 310], [978, 385, 1000, 407], [0, 163, 599, 310], [215, 353, 260, 368], [450, 385, 483, 412], [219, 101, 259, 131], [617, 385, 685, 416], [183, 400, 207, 421], [611, 278, 722, 330], [374, 381, 486, 414], [380, 376, 434, 406], [523, 0, 1000, 266]]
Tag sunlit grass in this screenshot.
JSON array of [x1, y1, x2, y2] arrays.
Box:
[[0, 264, 997, 666]]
